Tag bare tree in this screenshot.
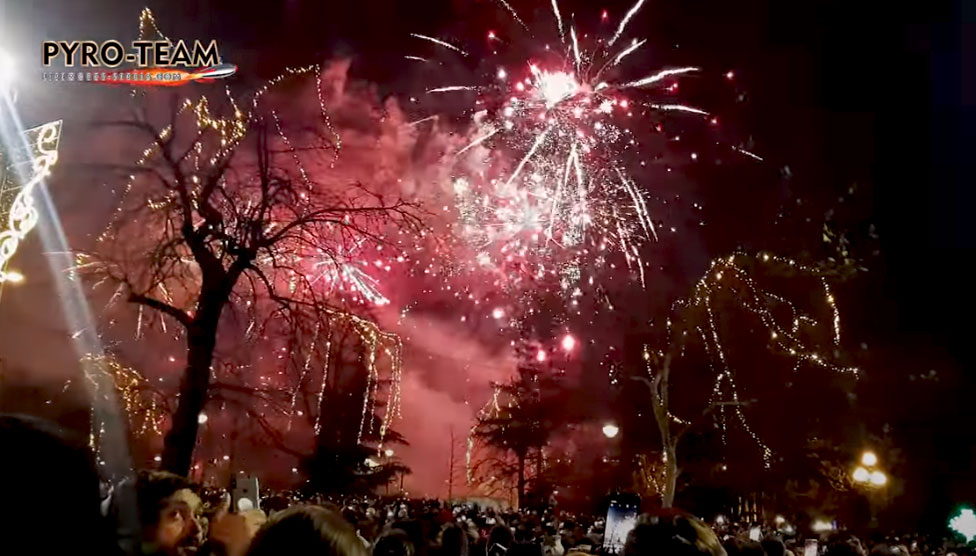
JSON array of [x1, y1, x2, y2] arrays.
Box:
[[86, 94, 421, 475]]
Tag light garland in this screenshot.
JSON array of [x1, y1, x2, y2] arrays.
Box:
[[81, 353, 166, 437], [0, 121, 63, 284], [647, 251, 859, 469]]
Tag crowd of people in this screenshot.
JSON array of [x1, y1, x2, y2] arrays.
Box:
[[2, 414, 973, 556]]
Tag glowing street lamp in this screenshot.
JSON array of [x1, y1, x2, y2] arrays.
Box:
[[852, 449, 889, 490], [602, 422, 619, 438], [861, 451, 878, 467]]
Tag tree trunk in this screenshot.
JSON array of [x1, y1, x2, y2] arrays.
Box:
[[517, 454, 527, 509], [535, 446, 543, 487], [651, 354, 679, 508], [161, 299, 224, 476], [662, 441, 678, 508]]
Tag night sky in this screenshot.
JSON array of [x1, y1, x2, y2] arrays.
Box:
[[1, 0, 974, 523]]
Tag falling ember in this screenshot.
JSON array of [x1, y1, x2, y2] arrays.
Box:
[[536, 349, 548, 362], [492, 308, 505, 319], [561, 334, 576, 351]]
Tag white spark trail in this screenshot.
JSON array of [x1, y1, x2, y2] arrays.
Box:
[[410, 34, 468, 56], [650, 104, 709, 115], [733, 146, 764, 161], [547, 141, 577, 242], [621, 67, 699, 88], [505, 126, 552, 187], [427, 86, 479, 93], [550, 0, 565, 38], [570, 27, 582, 71], [608, 0, 647, 47], [617, 168, 657, 240], [404, 56, 429, 63], [457, 128, 499, 155], [635, 247, 647, 288], [612, 39, 647, 67], [408, 115, 439, 126], [494, 0, 529, 29]]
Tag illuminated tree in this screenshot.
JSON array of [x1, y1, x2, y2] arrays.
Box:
[[630, 252, 859, 508], [302, 321, 409, 494], [86, 94, 420, 476]]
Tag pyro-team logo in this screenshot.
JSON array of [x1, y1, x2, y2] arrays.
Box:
[[41, 39, 237, 86]]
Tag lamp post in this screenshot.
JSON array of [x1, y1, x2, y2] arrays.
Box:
[[852, 451, 887, 487], [851, 450, 888, 528]]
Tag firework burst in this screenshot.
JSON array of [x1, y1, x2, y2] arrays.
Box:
[[412, 0, 709, 306]]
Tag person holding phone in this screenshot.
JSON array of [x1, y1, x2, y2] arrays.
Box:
[[621, 511, 726, 556]]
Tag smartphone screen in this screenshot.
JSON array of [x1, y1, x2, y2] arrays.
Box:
[[749, 527, 761, 541], [602, 495, 639, 555], [232, 476, 260, 512], [804, 539, 818, 556]]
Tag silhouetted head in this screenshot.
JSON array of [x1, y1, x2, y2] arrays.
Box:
[[761, 537, 786, 556], [623, 512, 726, 556], [375, 529, 416, 556], [0, 414, 116, 555], [440, 523, 470, 556], [246, 505, 368, 556]]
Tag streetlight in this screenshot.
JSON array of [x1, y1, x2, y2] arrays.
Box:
[[602, 422, 619, 438], [861, 451, 878, 467], [852, 450, 886, 487]]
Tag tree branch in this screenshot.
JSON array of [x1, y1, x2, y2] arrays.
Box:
[[128, 291, 191, 328]]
